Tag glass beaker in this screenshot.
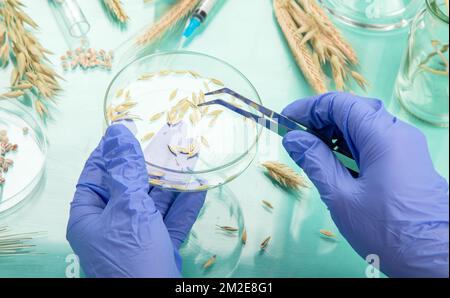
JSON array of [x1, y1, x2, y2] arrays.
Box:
[[318, 0, 423, 31], [395, 0, 449, 127]]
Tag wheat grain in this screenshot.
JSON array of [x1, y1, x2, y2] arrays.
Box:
[[201, 136, 209, 147], [262, 200, 274, 209], [319, 229, 335, 238], [203, 255, 216, 269], [210, 78, 224, 86], [169, 89, 178, 101], [198, 90, 205, 104], [0, 90, 25, 99], [149, 178, 164, 186], [0, 130, 18, 185], [203, 81, 210, 91], [241, 228, 247, 245], [189, 110, 201, 125], [148, 171, 165, 178], [150, 112, 165, 122], [194, 184, 209, 191], [171, 184, 187, 191], [116, 88, 124, 98], [216, 225, 238, 232], [260, 236, 271, 250], [141, 132, 155, 142], [208, 116, 218, 128], [208, 110, 223, 117], [138, 73, 155, 80], [191, 92, 198, 105]]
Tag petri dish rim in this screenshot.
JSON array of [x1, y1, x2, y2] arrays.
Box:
[[103, 50, 264, 176], [0, 100, 47, 214]]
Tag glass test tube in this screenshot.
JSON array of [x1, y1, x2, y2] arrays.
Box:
[[51, 0, 90, 38]]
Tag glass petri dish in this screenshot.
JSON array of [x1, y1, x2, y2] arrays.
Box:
[[0, 100, 47, 214], [318, 0, 424, 31], [104, 51, 263, 192], [180, 186, 245, 277]]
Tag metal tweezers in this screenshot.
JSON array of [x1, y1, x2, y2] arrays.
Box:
[[199, 88, 359, 177]]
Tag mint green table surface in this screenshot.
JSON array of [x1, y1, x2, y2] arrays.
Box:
[[0, 0, 448, 278]]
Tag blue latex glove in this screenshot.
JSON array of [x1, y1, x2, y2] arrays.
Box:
[[282, 92, 449, 278], [66, 124, 206, 277]]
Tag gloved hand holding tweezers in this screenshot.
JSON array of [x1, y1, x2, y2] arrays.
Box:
[[282, 92, 449, 278]]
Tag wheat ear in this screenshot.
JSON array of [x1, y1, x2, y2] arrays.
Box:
[[102, 0, 129, 24], [298, 0, 358, 65], [274, 0, 367, 92], [0, 0, 61, 117], [136, 0, 200, 46], [274, 0, 327, 93], [262, 161, 308, 191]]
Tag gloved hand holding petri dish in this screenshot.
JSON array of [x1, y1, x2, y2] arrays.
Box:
[[104, 52, 264, 192]]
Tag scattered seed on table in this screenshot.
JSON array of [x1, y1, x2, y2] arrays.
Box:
[[216, 225, 239, 232], [319, 229, 336, 238], [262, 200, 274, 209], [260, 236, 271, 250], [203, 255, 216, 269], [242, 228, 247, 245]]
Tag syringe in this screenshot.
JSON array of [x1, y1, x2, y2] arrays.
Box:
[[183, 0, 218, 39]]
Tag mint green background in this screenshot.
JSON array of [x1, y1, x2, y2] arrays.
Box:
[[0, 0, 448, 278]]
